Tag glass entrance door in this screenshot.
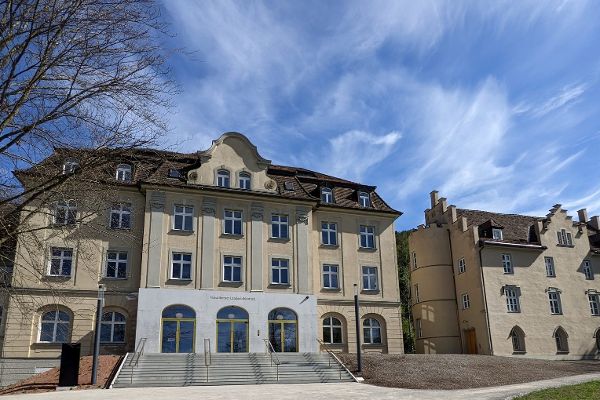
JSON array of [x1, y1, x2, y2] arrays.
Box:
[[216, 306, 249, 353], [161, 305, 196, 353], [268, 308, 298, 352]]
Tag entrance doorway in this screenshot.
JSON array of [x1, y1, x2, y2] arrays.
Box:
[[217, 306, 249, 353], [465, 328, 478, 354], [161, 305, 195, 353], [268, 308, 298, 352]]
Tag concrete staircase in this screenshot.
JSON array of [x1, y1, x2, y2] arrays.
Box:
[[111, 352, 355, 388]]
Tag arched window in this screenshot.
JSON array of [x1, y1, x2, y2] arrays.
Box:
[[238, 172, 251, 190], [363, 318, 382, 344], [161, 305, 196, 353], [595, 328, 600, 353], [39, 310, 70, 343], [321, 188, 333, 203], [217, 306, 249, 353], [553, 326, 569, 353], [358, 192, 370, 208], [217, 306, 249, 320], [217, 169, 230, 188], [268, 308, 298, 352], [62, 159, 79, 174], [509, 326, 525, 353], [162, 305, 195, 319], [100, 311, 126, 343], [323, 316, 343, 344], [54, 200, 77, 225], [115, 164, 132, 182]]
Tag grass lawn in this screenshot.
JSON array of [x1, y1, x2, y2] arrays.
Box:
[[515, 380, 600, 399]]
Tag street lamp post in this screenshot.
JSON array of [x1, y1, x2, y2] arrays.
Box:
[[354, 283, 362, 374], [91, 284, 105, 385]]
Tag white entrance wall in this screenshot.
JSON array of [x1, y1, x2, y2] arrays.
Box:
[[136, 288, 318, 353]]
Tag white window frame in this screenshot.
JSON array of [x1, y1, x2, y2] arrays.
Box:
[[223, 209, 243, 235], [222, 255, 242, 283], [589, 294, 600, 316], [271, 258, 290, 285], [321, 222, 337, 246], [361, 266, 378, 291], [358, 192, 370, 208], [100, 311, 126, 343], [105, 250, 128, 279], [271, 214, 289, 239], [492, 228, 503, 240], [502, 254, 513, 274], [322, 264, 339, 289], [170, 252, 192, 280], [322, 316, 343, 344], [458, 257, 466, 274], [54, 200, 77, 225], [584, 260, 593, 280], [238, 172, 251, 190], [545, 257, 556, 277], [321, 188, 333, 203], [414, 284, 420, 303], [416, 318, 423, 339], [173, 205, 194, 232], [110, 203, 131, 229], [548, 290, 562, 315], [62, 159, 79, 174], [557, 229, 573, 246], [217, 169, 230, 188], [359, 225, 376, 249], [39, 311, 70, 343], [115, 164, 132, 182], [461, 293, 470, 310], [48, 247, 73, 277], [363, 318, 382, 344], [505, 287, 520, 313]]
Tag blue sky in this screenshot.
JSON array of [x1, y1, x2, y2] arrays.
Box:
[[158, 0, 600, 231]]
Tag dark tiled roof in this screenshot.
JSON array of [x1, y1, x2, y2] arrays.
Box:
[[456, 209, 541, 244]]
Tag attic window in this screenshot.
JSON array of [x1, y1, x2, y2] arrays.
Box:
[[284, 181, 295, 191], [62, 159, 79, 175], [358, 192, 370, 208], [492, 228, 503, 240], [168, 168, 182, 179], [116, 164, 132, 182], [321, 188, 333, 203]]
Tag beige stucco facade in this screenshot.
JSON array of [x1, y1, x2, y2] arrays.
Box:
[[410, 191, 600, 359], [4, 132, 403, 358]]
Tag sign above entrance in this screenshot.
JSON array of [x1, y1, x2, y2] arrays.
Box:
[[209, 295, 256, 302]]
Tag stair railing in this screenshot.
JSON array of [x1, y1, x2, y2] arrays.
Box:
[[128, 337, 147, 384], [262, 338, 280, 381], [204, 338, 212, 383], [317, 338, 354, 381]]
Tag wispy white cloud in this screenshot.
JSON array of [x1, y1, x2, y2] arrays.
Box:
[[513, 83, 588, 117]]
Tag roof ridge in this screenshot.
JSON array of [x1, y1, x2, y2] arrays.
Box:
[[457, 208, 542, 219]]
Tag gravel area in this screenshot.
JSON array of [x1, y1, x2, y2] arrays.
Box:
[[0, 355, 122, 396], [337, 353, 600, 390]]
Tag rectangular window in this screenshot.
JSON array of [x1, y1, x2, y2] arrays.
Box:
[[271, 214, 289, 239], [545, 257, 556, 277], [224, 209, 243, 235], [322, 264, 339, 289], [412, 252, 417, 269], [171, 252, 192, 280], [548, 291, 562, 314], [362, 266, 378, 291], [414, 284, 420, 303], [502, 254, 513, 274], [358, 192, 370, 208], [359, 225, 375, 249], [589, 294, 600, 316], [416, 318, 422, 339], [321, 222, 337, 246], [173, 205, 193, 231], [557, 229, 573, 246], [48, 247, 73, 276], [584, 260, 593, 280], [54, 201, 77, 225], [458, 258, 466, 274], [461, 293, 470, 309], [492, 228, 503, 240], [505, 287, 520, 312], [271, 258, 289, 285], [110, 203, 131, 229], [105, 251, 127, 279], [223, 256, 242, 282]]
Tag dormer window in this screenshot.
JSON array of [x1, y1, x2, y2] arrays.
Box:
[[168, 168, 182, 179], [239, 172, 251, 190], [557, 229, 573, 246], [115, 164, 132, 182], [358, 192, 370, 208], [321, 188, 333, 203], [492, 228, 503, 240], [217, 169, 230, 188], [62, 159, 79, 175]]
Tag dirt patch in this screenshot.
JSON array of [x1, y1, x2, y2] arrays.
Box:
[[0, 355, 123, 396], [338, 353, 600, 390]]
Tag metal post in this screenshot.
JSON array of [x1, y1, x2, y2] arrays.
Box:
[[354, 284, 362, 374], [91, 284, 105, 385]]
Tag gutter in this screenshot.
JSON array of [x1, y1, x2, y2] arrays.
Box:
[[480, 240, 546, 250]]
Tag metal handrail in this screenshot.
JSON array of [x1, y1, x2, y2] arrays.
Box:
[[262, 339, 280, 381], [128, 337, 147, 384], [317, 338, 356, 381], [204, 338, 212, 382]]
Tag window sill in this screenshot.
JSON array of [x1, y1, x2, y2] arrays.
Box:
[[358, 247, 377, 252], [101, 342, 125, 346], [361, 289, 380, 295], [268, 237, 291, 243], [556, 244, 575, 248], [268, 283, 291, 289], [32, 342, 67, 348], [362, 343, 384, 348], [109, 227, 132, 232], [50, 223, 77, 229], [43, 275, 71, 280], [320, 244, 339, 249], [169, 229, 195, 236], [503, 272, 514, 275], [512, 351, 526, 355], [101, 277, 128, 281], [556, 351, 570, 354], [219, 281, 243, 288], [321, 287, 341, 292], [547, 275, 556, 278], [166, 278, 193, 284], [221, 234, 244, 239], [507, 311, 521, 314]]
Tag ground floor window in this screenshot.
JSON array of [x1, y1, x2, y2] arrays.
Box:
[[268, 308, 298, 352], [101, 311, 126, 343], [322, 316, 343, 344], [509, 326, 525, 353], [39, 310, 70, 343], [363, 317, 382, 344], [553, 326, 569, 353], [161, 305, 195, 353], [217, 306, 249, 353]]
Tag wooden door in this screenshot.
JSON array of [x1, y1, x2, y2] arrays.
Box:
[[465, 328, 478, 354]]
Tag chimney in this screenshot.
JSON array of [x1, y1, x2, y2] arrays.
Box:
[[430, 191, 439, 208], [590, 216, 600, 231], [578, 209, 588, 223]]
